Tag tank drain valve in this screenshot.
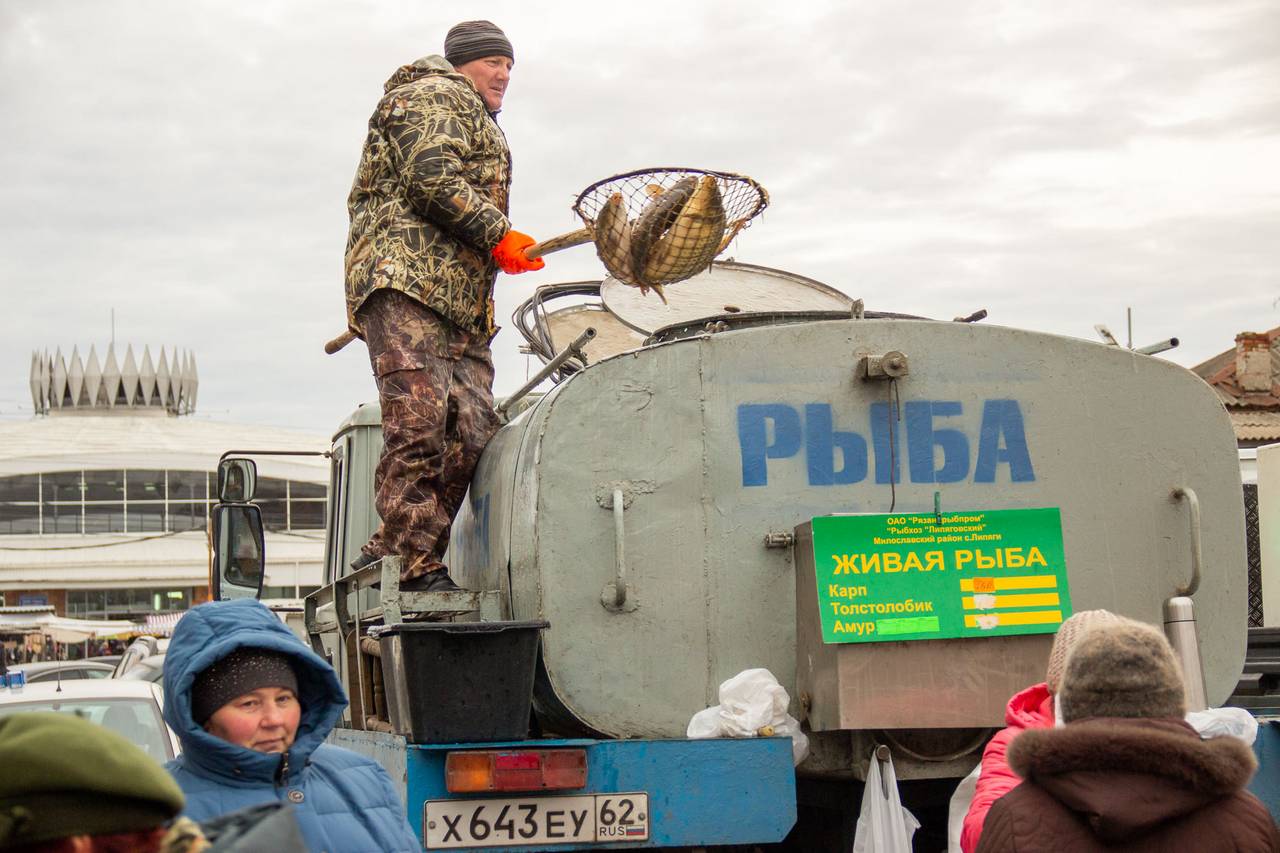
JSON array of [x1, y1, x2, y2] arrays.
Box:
[[856, 351, 909, 381]]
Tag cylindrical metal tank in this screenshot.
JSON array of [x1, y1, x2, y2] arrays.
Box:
[[449, 313, 1246, 743]]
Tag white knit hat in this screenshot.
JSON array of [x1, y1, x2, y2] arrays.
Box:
[[1045, 609, 1125, 693]]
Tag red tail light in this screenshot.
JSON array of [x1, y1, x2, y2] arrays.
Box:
[[445, 749, 588, 793]]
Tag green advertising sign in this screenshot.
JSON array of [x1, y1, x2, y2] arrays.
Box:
[[811, 508, 1072, 644]]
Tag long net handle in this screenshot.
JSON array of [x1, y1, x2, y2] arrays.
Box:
[[326, 226, 597, 354], [325, 226, 594, 355], [325, 330, 357, 354], [526, 226, 593, 260]]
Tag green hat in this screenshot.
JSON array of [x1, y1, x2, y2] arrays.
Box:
[[0, 712, 184, 847]]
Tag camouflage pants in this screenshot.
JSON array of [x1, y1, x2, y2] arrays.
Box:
[[357, 290, 500, 580]]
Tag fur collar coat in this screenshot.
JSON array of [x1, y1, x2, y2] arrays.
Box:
[[975, 717, 1278, 852]]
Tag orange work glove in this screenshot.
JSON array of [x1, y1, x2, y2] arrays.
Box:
[[492, 229, 546, 274]]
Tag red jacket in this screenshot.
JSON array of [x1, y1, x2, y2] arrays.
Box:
[[960, 682, 1053, 853]]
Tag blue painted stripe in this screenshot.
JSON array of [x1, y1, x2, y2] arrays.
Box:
[[406, 736, 797, 850]]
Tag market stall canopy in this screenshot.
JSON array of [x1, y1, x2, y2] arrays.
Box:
[[143, 611, 183, 637], [0, 611, 137, 643]]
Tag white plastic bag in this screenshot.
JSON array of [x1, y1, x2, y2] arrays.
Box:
[[686, 705, 723, 740], [852, 750, 920, 853], [1187, 706, 1259, 745], [1056, 697, 1258, 745], [685, 668, 810, 765], [771, 715, 810, 766], [946, 763, 980, 853]]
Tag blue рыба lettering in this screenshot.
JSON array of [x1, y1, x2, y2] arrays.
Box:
[[737, 400, 1034, 487], [868, 402, 967, 485], [974, 399, 1034, 483], [907, 400, 969, 484], [738, 404, 802, 487], [805, 403, 869, 485]]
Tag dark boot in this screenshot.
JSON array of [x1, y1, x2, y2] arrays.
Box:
[[400, 570, 463, 593], [349, 552, 381, 573]]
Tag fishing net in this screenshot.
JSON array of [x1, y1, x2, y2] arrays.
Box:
[[328, 168, 767, 355], [571, 167, 768, 289]]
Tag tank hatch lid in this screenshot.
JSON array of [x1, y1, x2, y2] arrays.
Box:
[[600, 261, 854, 334], [545, 304, 647, 364], [648, 308, 932, 343]]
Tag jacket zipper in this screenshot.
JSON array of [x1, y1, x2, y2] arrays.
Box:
[[277, 751, 290, 788]]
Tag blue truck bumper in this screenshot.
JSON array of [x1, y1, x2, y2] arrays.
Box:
[[405, 736, 797, 850]]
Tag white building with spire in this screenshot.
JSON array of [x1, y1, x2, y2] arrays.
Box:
[[1, 344, 328, 620], [30, 342, 199, 415]]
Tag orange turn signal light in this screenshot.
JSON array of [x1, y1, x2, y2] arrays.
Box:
[[445, 749, 588, 793]]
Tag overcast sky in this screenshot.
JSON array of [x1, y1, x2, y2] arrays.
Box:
[[3, 0, 1277, 433]]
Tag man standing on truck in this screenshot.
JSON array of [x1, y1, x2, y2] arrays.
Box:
[[343, 21, 544, 591]]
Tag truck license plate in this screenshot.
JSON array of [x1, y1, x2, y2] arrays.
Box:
[[424, 792, 649, 848]]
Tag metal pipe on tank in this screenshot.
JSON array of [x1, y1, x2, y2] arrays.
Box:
[[610, 489, 627, 609], [1164, 596, 1208, 712], [1166, 488, 1208, 711], [496, 328, 596, 416], [1135, 337, 1179, 356]]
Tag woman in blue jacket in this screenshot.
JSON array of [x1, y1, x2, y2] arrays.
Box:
[[162, 598, 420, 852]]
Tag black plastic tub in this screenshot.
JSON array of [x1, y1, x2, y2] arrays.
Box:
[[371, 620, 549, 743]]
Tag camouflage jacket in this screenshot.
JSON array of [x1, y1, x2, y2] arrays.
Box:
[[345, 55, 511, 337]]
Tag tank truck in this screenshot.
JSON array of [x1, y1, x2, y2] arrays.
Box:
[[211, 263, 1249, 850]]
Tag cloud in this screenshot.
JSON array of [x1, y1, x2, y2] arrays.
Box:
[[2, 0, 1278, 429]]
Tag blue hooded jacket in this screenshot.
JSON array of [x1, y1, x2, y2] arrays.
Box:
[[162, 599, 419, 853]]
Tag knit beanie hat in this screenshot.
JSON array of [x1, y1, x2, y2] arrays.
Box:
[[1058, 621, 1187, 722], [191, 647, 299, 725], [1044, 609, 1125, 693], [0, 712, 184, 847], [445, 20, 514, 67]]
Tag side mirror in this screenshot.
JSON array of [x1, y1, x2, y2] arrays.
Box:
[[218, 458, 257, 503], [212, 503, 266, 601]]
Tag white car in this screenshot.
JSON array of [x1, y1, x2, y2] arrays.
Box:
[[113, 635, 170, 678], [116, 653, 165, 683], [0, 678, 179, 762], [12, 660, 116, 683]]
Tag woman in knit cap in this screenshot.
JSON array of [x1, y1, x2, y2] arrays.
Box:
[[959, 608, 1123, 852], [162, 599, 419, 852], [976, 621, 1279, 851]]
